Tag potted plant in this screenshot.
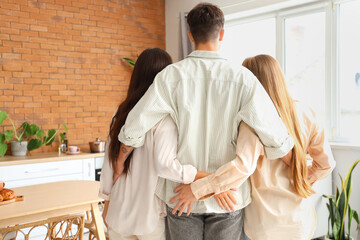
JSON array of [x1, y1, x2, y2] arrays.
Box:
[[323, 159, 360, 240], [0, 111, 68, 157]]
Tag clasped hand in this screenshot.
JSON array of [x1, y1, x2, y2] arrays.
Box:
[[169, 184, 238, 216]]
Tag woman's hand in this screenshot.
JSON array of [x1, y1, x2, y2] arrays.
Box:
[[113, 162, 124, 184], [102, 200, 110, 229], [214, 189, 237, 212], [169, 184, 196, 216]]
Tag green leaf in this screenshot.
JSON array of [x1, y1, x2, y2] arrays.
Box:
[[0, 133, 4, 143], [348, 206, 354, 238], [27, 139, 43, 151], [22, 122, 31, 136], [123, 58, 136, 67], [44, 129, 56, 145], [344, 160, 360, 200], [329, 197, 335, 231], [0, 111, 7, 125], [60, 133, 65, 142], [354, 210, 359, 229], [334, 207, 341, 240], [336, 188, 347, 239], [0, 142, 7, 157], [4, 130, 13, 142], [36, 130, 44, 139], [62, 123, 68, 133]]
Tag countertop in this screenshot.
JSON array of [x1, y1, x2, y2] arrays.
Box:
[[0, 152, 105, 167]]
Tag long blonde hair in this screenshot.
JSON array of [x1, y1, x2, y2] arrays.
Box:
[[242, 54, 314, 198]]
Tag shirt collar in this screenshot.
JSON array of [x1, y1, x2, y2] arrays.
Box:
[[187, 50, 226, 60]]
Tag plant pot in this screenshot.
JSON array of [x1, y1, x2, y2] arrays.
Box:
[[11, 141, 28, 156]]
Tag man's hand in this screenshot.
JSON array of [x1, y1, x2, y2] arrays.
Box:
[[169, 184, 196, 216], [214, 189, 237, 212]]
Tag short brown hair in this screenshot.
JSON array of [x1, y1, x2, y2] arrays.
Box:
[[187, 3, 224, 44]]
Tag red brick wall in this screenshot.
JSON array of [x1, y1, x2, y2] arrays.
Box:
[[0, 0, 165, 153]]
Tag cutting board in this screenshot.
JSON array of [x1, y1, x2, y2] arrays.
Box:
[[0, 196, 24, 206]]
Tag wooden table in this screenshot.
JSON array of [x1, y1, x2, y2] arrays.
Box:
[[0, 180, 105, 240]]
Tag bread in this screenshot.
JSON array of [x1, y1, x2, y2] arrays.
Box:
[[0, 194, 3, 202], [0, 188, 15, 201], [0, 182, 4, 191]]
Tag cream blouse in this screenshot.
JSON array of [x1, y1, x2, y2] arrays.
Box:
[[99, 116, 197, 235], [190, 103, 335, 240]]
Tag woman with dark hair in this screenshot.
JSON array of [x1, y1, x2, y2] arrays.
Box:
[[99, 48, 200, 240]]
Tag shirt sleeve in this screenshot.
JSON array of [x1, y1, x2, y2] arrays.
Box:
[[190, 123, 264, 200], [306, 112, 336, 185], [98, 137, 113, 200], [118, 68, 176, 148], [238, 71, 294, 160], [153, 117, 197, 184]]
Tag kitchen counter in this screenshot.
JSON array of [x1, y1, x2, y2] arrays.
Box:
[[0, 152, 105, 167]]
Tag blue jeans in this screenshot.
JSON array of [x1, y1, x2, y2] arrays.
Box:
[[165, 206, 244, 240]]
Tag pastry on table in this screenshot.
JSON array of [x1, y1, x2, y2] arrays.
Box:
[[0, 188, 15, 201]]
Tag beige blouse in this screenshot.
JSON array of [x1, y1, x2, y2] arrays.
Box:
[[190, 103, 335, 240]]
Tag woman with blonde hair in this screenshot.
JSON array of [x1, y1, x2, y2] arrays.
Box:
[[170, 54, 335, 240]]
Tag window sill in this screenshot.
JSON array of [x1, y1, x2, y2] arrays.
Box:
[[329, 142, 360, 151]]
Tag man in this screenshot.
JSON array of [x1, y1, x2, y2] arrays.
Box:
[[115, 3, 294, 239]]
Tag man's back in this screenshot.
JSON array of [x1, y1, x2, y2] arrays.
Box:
[[155, 50, 268, 213]]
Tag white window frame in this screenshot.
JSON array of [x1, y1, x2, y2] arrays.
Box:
[[224, 0, 358, 144]]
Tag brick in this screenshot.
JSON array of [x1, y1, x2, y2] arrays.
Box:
[[1, 2, 20, 11], [32, 72, 49, 78], [0, 34, 10, 40], [2, 53, 21, 59], [3, 65, 22, 71], [5, 90, 22, 95], [47, 3, 63, 10], [22, 66, 41, 72], [1, 27, 20, 35], [20, 5, 39, 14], [30, 25, 48, 32], [24, 78, 42, 84], [10, 35, 29, 41]]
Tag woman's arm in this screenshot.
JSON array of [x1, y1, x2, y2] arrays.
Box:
[[189, 123, 264, 200], [307, 118, 336, 185], [153, 116, 197, 184], [99, 138, 114, 200]]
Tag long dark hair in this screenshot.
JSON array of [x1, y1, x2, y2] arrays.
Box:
[[108, 48, 172, 175]]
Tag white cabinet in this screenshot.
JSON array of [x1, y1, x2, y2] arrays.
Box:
[[0, 158, 96, 188]]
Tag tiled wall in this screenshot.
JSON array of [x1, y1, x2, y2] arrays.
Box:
[[0, 0, 165, 153]]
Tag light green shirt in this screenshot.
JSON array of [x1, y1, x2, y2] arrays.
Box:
[[119, 50, 294, 213]]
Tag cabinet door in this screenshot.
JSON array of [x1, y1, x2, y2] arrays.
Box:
[[82, 158, 95, 180]]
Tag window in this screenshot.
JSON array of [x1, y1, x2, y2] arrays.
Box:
[[284, 12, 326, 126], [221, 18, 276, 64], [223, 0, 360, 143], [338, 0, 360, 141]]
